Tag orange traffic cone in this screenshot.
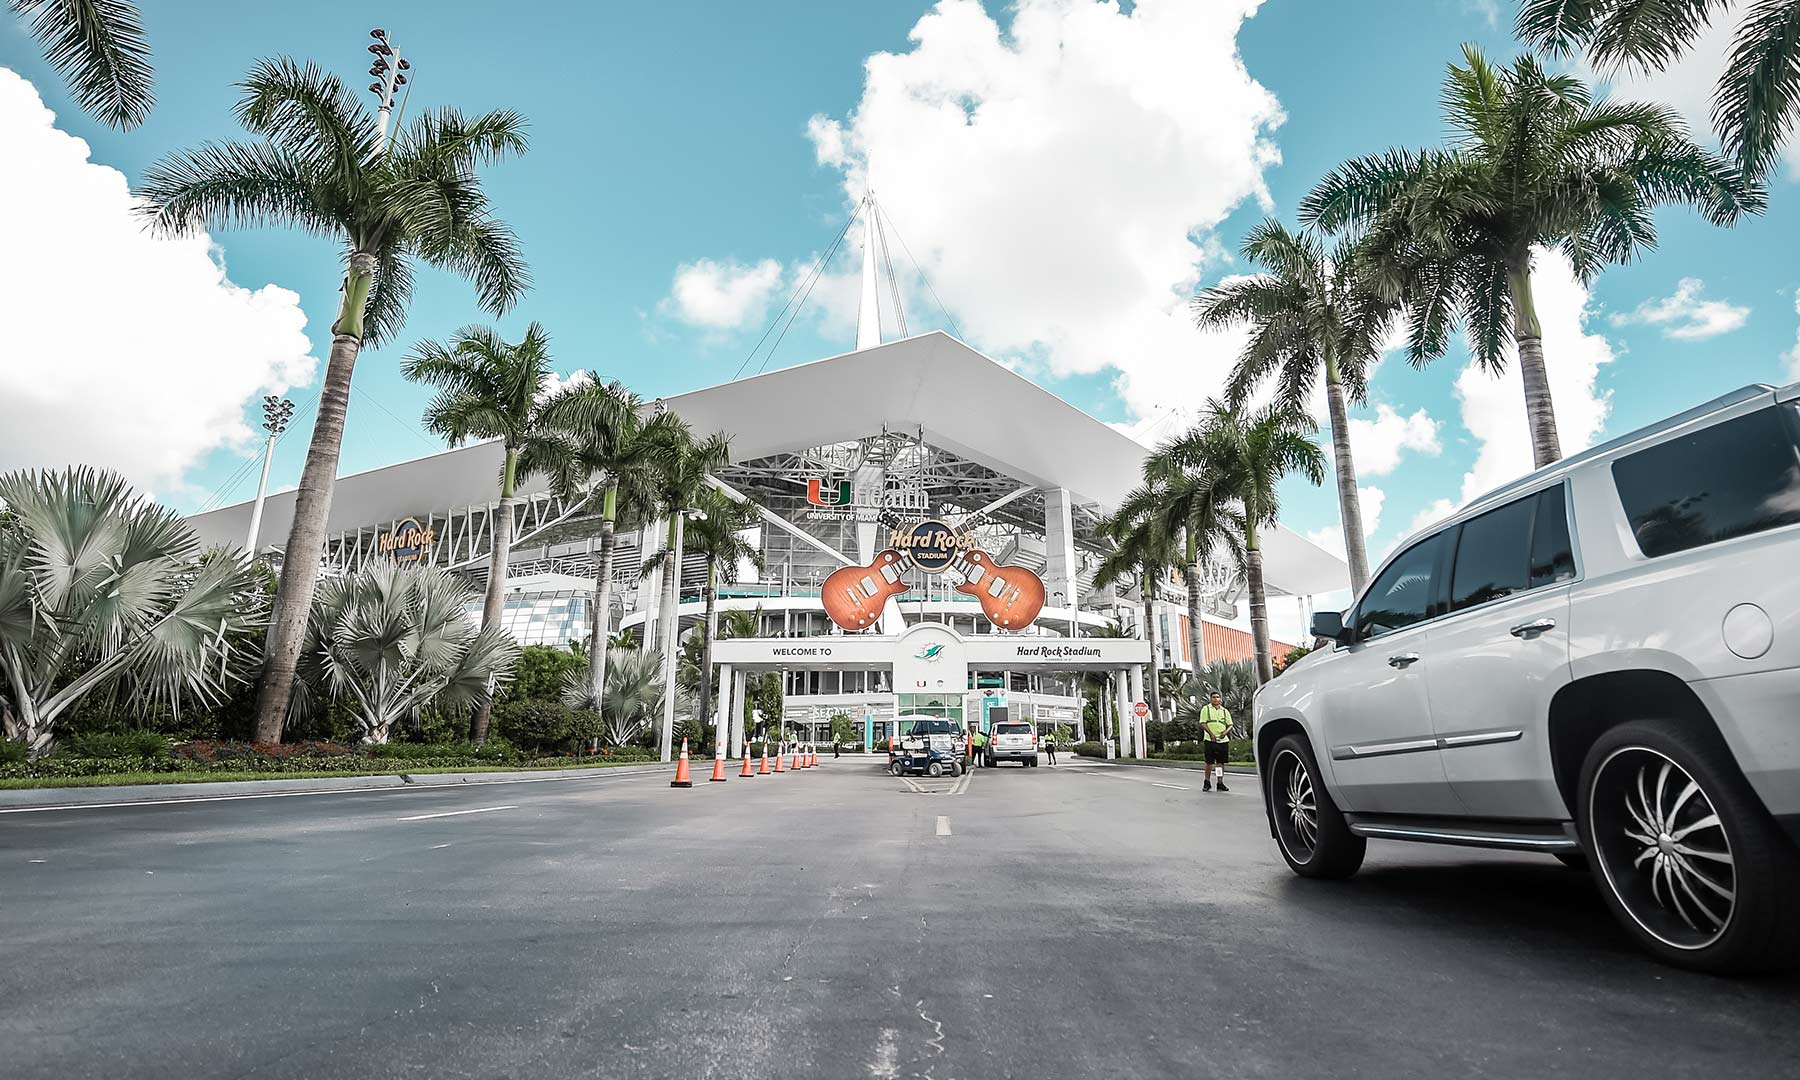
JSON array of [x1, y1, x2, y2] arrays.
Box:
[[773, 747, 785, 773], [758, 747, 771, 775], [809, 749, 819, 768], [709, 750, 728, 783], [792, 749, 803, 771], [670, 738, 693, 788], [740, 752, 755, 778]]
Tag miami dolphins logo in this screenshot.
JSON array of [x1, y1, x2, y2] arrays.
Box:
[[915, 643, 945, 662]]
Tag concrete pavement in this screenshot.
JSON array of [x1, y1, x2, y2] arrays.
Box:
[[1, 756, 1796, 1078]]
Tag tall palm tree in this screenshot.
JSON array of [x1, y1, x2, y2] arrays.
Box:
[[678, 492, 764, 740], [1163, 401, 1326, 685], [1094, 494, 1181, 733], [542, 378, 681, 713], [1194, 220, 1395, 593], [139, 58, 530, 743], [643, 424, 731, 761], [9, 0, 153, 128], [1519, 0, 1800, 182], [1134, 448, 1248, 675], [0, 467, 263, 756], [401, 322, 568, 743], [1302, 45, 1756, 468]]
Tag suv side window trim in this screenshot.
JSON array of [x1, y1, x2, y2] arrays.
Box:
[[1442, 481, 1580, 618]]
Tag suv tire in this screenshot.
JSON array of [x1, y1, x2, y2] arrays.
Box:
[[1267, 734, 1365, 879], [1578, 719, 1800, 974]]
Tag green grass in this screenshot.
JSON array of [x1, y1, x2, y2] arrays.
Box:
[[0, 758, 658, 791]]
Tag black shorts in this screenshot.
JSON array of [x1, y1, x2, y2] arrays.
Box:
[[1204, 740, 1231, 765]]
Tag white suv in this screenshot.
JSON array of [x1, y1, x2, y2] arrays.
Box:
[[1255, 382, 1800, 973]]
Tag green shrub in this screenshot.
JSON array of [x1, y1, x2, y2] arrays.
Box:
[[0, 739, 29, 765], [62, 731, 173, 760], [1073, 741, 1105, 759], [492, 698, 577, 752]]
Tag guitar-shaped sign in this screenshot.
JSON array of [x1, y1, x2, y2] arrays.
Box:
[[820, 547, 910, 630], [950, 547, 1047, 630]]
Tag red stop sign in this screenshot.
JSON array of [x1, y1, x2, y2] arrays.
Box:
[[1133, 701, 1149, 718]]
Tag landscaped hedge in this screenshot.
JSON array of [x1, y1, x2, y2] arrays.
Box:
[[1073, 741, 1106, 758], [0, 737, 659, 781], [1148, 739, 1254, 763]]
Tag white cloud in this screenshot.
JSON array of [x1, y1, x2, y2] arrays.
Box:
[[1307, 485, 1384, 559], [664, 257, 784, 330], [0, 68, 317, 499], [1785, 289, 1800, 382], [1611, 277, 1749, 340], [1409, 497, 1458, 536], [1347, 404, 1441, 476], [1452, 248, 1614, 504], [1462, 0, 1500, 28], [719, 0, 1285, 418]]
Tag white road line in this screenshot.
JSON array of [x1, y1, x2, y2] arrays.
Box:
[[397, 805, 517, 822], [0, 770, 645, 815], [1152, 782, 1191, 790], [936, 815, 952, 836]]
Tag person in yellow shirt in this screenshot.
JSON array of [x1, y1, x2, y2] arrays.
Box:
[[1199, 691, 1232, 793]]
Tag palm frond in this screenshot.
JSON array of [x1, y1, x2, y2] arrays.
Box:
[[13, 0, 153, 129], [233, 56, 378, 178], [1715, 0, 1800, 180], [136, 140, 336, 239]]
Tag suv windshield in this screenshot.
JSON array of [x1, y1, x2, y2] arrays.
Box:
[[994, 722, 1031, 734], [906, 719, 960, 736]]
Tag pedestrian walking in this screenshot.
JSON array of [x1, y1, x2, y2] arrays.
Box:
[[833, 741, 841, 759], [1200, 691, 1232, 793], [1044, 733, 1058, 765]]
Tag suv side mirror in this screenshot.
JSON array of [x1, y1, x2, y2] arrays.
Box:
[[1310, 610, 1350, 645]]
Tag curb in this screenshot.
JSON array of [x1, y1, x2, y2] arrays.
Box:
[[0, 760, 673, 811]]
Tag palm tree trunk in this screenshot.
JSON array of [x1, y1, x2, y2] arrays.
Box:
[[469, 448, 518, 744], [695, 559, 719, 739], [1140, 576, 1165, 723], [251, 250, 377, 744], [656, 514, 682, 763], [1323, 351, 1370, 594], [1508, 263, 1562, 467], [1245, 522, 1274, 685], [1184, 558, 1206, 676], [586, 487, 618, 707]]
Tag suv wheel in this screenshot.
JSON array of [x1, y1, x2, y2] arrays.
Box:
[[1267, 734, 1364, 879], [1579, 719, 1800, 973]]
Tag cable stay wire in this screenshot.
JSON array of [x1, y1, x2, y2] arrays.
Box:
[[351, 384, 442, 453], [196, 387, 322, 514], [732, 201, 864, 382], [755, 202, 861, 376], [877, 202, 962, 342], [874, 204, 908, 339]]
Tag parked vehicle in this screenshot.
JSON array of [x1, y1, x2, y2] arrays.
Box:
[[986, 720, 1040, 767], [1255, 382, 1800, 973], [892, 716, 967, 778]]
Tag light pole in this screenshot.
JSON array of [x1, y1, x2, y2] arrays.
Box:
[[366, 28, 411, 153], [246, 395, 295, 554]]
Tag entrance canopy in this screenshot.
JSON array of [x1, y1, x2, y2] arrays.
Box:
[[710, 622, 1150, 674]]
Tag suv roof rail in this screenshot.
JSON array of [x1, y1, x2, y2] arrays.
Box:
[[1458, 382, 1776, 516]]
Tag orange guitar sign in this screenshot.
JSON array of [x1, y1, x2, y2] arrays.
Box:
[[951, 548, 1047, 630], [821, 549, 910, 630], [817, 519, 1050, 633]]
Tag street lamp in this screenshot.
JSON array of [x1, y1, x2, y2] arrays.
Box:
[[245, 395, 296, 554], [365, 28, 411, 153]]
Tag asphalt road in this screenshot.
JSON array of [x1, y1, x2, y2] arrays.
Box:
[[2, 757, 1797, 1079]]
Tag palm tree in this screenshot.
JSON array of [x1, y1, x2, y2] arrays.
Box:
[[9, 0, 153, 128], [1519, 0, 1800, 182], [1163, 401, 1326, 685], [1134, 449, 1247, 675], [1302, 45, 1756, 468], [643, 424, 731, 761], [0, 467, 263, 757], [542, 378, 682, 714], [1094, 494, 1181, 733], [1194, 220, 1395, 593], [677, 491, 764, 740], [402, 322, 569, 743], [290, 563, 520, 744], [139, 58, 529, 744]]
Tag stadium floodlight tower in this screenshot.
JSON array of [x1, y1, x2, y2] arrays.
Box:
[[366, 28, 412, 153], [245, 395, 296, 554]]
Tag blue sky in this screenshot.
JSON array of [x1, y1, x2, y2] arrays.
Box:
[[3, 0, 1797, 581]]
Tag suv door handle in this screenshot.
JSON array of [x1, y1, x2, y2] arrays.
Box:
[[1387, 652, 1420, 668], [1510, 618, 1557, 639]]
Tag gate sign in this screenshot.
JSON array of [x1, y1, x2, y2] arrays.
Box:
[[1133, 701, 1149, 719], [380, 517, 435, 564]]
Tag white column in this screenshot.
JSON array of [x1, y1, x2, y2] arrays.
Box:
[[1127, 665, 1147, 758], [856, 195, 882, 352], [1043, 487, 1078, 619], [717, 663, 735, 759], [1113, 671, 1131, 758], [637, 520, 664, 650], [730, 669, 749, 758]]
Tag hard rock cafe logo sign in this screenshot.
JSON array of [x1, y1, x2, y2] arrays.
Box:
[[887, 518, 976, 572], [379, 516, 435, 564]]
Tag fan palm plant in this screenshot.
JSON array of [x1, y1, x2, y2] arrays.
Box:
[[539, 377, 683, 714], [9, 0, 153, 128], [401, 322, 570, 743], [677, 491, 764, 738], [1194, 220, 1396, 593], [1094, 496, 1180, 732], [1162, 401, 1326, 685], [1519, 0, 1800, 182], [1302, 45, 1757, 468], [0, 467, 264, 757], [138, 57, 530, 744], [289, 562, 519, 745], [563, 646, 664, 747]]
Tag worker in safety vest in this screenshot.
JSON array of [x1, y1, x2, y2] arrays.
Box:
[[1199, 692, 1232, 793], [971, 726, 989, 768]]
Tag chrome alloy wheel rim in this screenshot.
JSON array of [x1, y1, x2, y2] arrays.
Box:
[[1589, 747, 1736, 951], [1272, 748, 1318, 861]]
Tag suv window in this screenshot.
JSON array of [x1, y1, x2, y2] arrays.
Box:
[[1356, 531, 1446, 639], [1451, 497, 1533, 610], [1528, 484, 1575, 587], [994, 722, 1031, 735], [1612, 404, 1800, 558], [906, 719, 959, 736]]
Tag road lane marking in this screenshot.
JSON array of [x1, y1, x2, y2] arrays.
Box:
[[0, 770, 646, 815], [936, 815, 952, 836], [1152, 782, 1191, 790], [396, 805, 518, 821]]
